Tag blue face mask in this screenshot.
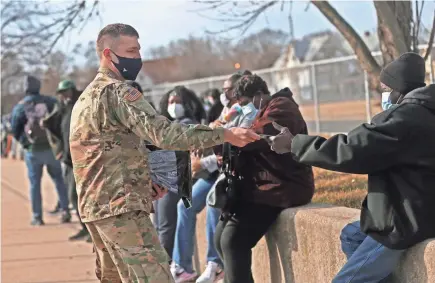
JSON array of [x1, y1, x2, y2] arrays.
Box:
[[381, 92, 394, 111]]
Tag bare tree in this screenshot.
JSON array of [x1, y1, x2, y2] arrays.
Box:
[[146, 28, 288, 81], [1, 0, 100, 113], [1, 0, 99, 87], [1, 0, 99, 60], [194, 0, 435, 92]]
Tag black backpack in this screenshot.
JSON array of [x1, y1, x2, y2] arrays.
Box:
[[23, 97, 49, 145]]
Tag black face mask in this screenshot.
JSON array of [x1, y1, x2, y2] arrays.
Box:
[[111, 51, 143, 80]]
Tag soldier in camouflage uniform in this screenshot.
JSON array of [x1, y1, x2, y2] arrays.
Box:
[[70, 23, 259, 283]]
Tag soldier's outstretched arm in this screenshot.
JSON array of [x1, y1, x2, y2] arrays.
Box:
[[107, 83, 259, 150]]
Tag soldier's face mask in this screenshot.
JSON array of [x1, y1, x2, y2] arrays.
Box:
[[110, 50, 143, 81]]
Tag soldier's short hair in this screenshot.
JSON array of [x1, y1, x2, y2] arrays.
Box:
[[96, 23, 139, 56]]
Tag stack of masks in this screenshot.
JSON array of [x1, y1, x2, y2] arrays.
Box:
[[146, 144, 192, 208]]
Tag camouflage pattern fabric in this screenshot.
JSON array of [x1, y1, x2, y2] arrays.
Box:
[[69, 67, 224, 223], [87, 211, 173, 283]]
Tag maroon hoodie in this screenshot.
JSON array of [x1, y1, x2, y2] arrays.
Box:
[[237, 88, 314, 208]]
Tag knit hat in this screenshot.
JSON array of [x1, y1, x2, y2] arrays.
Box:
[[25, 75, 41, 94], [380, 52, 426, 94]]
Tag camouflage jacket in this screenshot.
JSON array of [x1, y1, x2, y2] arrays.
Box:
[[70, 68, 224, 222]]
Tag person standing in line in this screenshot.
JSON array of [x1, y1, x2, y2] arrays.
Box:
[[43, 79, 90, 241], [11, 75, 71, 226], [70, 23, 259, 283], [153, 85, 202, 261]]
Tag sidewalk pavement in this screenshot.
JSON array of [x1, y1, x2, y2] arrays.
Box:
[[1, 158, 98, 283]]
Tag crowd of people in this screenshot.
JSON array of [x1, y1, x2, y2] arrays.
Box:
[[6, 22, 435, 283]]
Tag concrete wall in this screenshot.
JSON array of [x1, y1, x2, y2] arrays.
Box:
[[194, 203, 435, 283]]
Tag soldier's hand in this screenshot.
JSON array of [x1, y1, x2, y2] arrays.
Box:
[[224, 128, 260, 147], [151, 183, 168, 201]]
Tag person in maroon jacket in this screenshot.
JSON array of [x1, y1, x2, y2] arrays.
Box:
[[214, 74, 315, 283]]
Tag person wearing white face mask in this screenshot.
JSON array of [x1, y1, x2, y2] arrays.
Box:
[[153, 86, 202, 263], [168, 102, 186, 120]]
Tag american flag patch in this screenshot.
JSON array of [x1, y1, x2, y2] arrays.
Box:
[[124, 87, 142, 102]]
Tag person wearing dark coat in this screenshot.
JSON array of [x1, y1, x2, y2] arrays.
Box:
[[214, 74, 314, 283], [43, 80, 87, 240], [270, 53, 433, 282], [11, 76, 71, 226]]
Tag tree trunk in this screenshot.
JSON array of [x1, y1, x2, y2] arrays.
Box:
[[311, 1, 382, 92], [373, 1, 412, 66]]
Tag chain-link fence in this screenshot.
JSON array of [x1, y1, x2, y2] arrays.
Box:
[[142, 46, 434, 134]]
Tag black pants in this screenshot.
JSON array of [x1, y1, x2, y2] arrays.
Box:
[[214, 201, 282, 283], [63, 163, 86, 230]]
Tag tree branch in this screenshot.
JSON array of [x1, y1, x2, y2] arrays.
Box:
[[310, 1, 381, 76], [195, 1, 278, 37], [424, 9, 435, 61]]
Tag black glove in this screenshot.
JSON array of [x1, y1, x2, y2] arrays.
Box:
[[270, 122, 294, 154]]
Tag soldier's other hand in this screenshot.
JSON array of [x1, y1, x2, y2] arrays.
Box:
[[151, 183, 168, 201], [224, 128, 260, 147], [270, 122, 294, 154], [209, 120, 226, 129]]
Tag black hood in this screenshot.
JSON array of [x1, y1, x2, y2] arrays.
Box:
[[271, 87, 299, 106], [401, 84, 435, 111], [25, 75, 41, 94]]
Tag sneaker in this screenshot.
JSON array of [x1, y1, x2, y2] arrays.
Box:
[[196, 262, 224, 283], [171, 263, 198, 283], [31, 217, 45, 226], [61, 211, 71, 223], [69, 228, 89, 241]]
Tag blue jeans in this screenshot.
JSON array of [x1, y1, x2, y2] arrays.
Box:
[[24, 149, 69, 219], [172, 178, 222, 273], [333, 221, 405, 283]]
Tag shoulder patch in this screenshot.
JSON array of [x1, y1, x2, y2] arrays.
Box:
[[123, 87, 143, 102]]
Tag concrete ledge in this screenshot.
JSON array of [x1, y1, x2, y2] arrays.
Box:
[[194, 203, 435, 283]]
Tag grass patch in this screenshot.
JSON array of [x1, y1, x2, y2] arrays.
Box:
[[312, 168, 367, 209]]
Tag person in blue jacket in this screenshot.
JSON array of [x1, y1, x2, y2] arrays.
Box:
[[11, 75, 71, 226]]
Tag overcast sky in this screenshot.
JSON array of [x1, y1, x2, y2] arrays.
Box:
[[58, 0, 434, 57]]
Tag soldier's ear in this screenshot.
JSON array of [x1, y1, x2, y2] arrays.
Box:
[[102, 48, 112, 59]]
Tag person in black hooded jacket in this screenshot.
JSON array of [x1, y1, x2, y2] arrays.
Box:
[[270, 52, 434, 282], [43, 80, 89, 241]]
